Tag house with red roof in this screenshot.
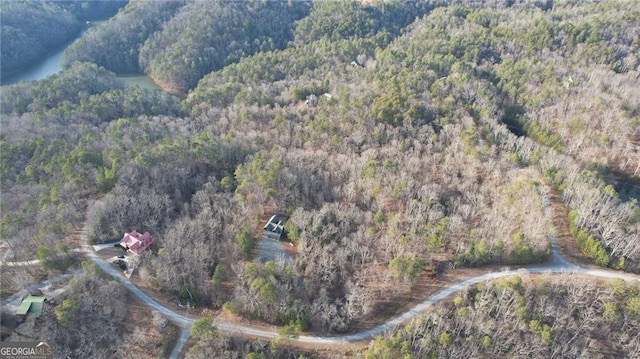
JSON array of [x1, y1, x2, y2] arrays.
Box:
[[119, 230, 154, 255]]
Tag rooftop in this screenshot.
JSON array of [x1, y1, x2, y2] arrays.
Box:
[[16, 295, 47, 317], [264, 215, 284, 239], [120, 230, 154, 255]]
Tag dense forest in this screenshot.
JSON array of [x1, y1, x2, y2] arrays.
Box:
[[367, 275, 640, 358], [1, 0, 639, 357], [61, 0, 183, 75], [63, 0, 313, 93], [0, 0, 126, 77]]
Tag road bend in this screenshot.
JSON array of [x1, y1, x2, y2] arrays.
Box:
[[32, 193, 637, 355], [5, 179, 638, 356], [77, 209, 195, 358]]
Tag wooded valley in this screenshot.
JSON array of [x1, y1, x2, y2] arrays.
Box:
[[0, 0, 126, 77], [1, 0, 639, 357]]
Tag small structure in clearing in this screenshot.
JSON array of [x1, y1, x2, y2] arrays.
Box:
[[263, 215, 284, 240], [305, 94, 318, 106], [257, 215, 296, 265], [119, 230, 154, 255], [16, 295, 47, 318]]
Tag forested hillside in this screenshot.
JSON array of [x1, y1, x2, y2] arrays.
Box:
[[1, 0, 639, 356], [368, 276, 640, 358], [0, 0, 126, 77], [63, 0, 312, 93], [61, 0, 183, 74]]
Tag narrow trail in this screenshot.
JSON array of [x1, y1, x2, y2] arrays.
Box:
[[539, 183, 576, 269], [1, 259, 42, 267], [169, 328, 192, 359], [5, 185, 639, 357]]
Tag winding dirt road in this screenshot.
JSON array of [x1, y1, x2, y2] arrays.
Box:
[[80, 186, 639, 357], [5, 186, 639, 358]]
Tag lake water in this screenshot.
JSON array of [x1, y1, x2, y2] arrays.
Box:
[[1, 23, 160, 90], [1, 44, 68, 85]]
